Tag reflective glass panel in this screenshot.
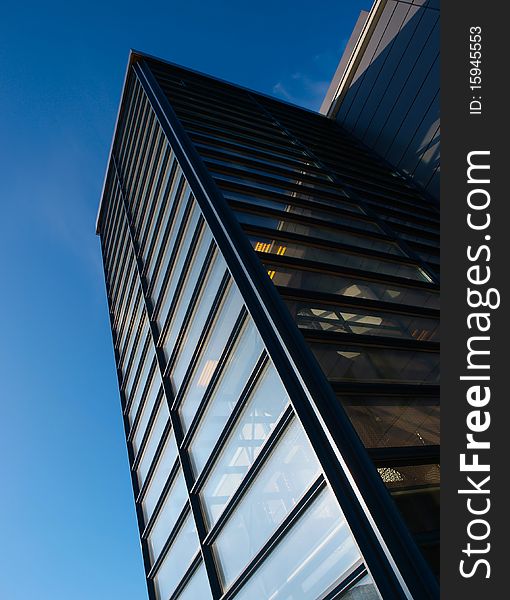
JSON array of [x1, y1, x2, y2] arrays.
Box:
[[189, 318, 264, 476], [137, 399, 170, 486], [214, 419, 322, 586], [148, 469, 188, 562], [266, 265, 440, 309], [153, 513, 199, 600], [201, 364, 289, 527], [142, 430, 178, 520], [177, 562, 213, 600], [179, 283, 244, 434], [235, 487, 361, 600]]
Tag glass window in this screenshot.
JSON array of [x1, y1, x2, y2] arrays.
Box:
[[201, 363, 289, 528], [151, 187, 192, 304], [131, 366, 162, 448], [148, 469, 188, 562], [170, 254, 227, 393], [250, 236, 429, 282], [341, 396, 440, 448], [127, 342, 156, 419], [142, 430, 178, 521], [162, 227, 214, 359], [153, 513, 200, 600], [285, 300, 440, 342], [339, 575, 381, 599], [266, 265, 440, 310], [310, 343, 440, 385], [176, 562, 213, 600], [236, 211, 403, 256], [189, 318, 264, 476], [225, 192, 377, 229], [235, 487, 361, 600], [137, 398, 170, 487], [214, 419, 322, 587], [179, 283, 244, 434], [156, 202, 202, 329]]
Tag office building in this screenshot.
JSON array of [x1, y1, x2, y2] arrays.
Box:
[[96, 49, 439, 600]]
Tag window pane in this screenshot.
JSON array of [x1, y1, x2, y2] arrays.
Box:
[[177, 563, 213, 600], [251, 236, 429, 282], [341, 396, 440, 448], [148, 469, 188, 562], [170, 253, 227, 393], [310, 343, 440, 385], [162, 229, 214, 360], [137, 399, 170, 486], [153, 513, 199, 600], [142, 430, 178, 521], [189, 318, 264, 476], [156, 202, 202, 329], [201, 364, 289, 528], [339, 575, 381, 599], [235, 487, 361, 600], [132, 368, 162, 454], [236, 211, 403, 256], [179, 283, 244, 434], [285, 300, 440, 342], [214, 419, 322, 587], [266, 265, 440, 309]]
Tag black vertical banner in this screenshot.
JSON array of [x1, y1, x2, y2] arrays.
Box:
[[442, 1, 508, 597]]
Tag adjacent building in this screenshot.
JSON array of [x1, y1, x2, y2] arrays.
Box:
[[96, 48, 439, 600]]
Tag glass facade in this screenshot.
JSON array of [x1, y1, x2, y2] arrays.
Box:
[[97, 53, 439, 600]]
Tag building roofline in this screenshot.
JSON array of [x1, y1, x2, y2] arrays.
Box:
[[320, 0, 387, 118], [96, 49, 331, 234]]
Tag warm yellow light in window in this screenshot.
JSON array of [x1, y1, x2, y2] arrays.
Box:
[[197, 360, 218, 388], [267, 270, 276, 280], [276, 245, 287, 256], [254, 241, 271, 253]]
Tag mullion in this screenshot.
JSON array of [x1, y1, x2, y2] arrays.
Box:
[[219, 475, 327, 600], [124, 100, 155, 197], [232, 201, 399, 247], [131, 130, 166, 232], [300, 328, 439, 352], [141, 456, 180, 537], [200, 147, 332, 184], [203, 405, 295, 546], [115, 76, 144, 171], [157, 236, 216, 348], [136, 421, 175, 504], [128, 115, 158, 217], [277, 286, 439, 319], [167, 271, 231, 402], [189, 352, 269, 495], [168, 554, 203, 600], [186, 125, 308, 160], [192, 134, 323, 173], [258, 253, 438, 290], [180, 308, 249, 449], [245, 223, 422, 268], [113, 142, 223, 599]]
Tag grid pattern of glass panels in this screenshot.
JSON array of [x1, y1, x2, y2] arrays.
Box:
[[98, 69, 383, 600], [147, 58, 440, 575]]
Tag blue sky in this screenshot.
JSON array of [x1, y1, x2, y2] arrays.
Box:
[[0, 1, 367, 598]]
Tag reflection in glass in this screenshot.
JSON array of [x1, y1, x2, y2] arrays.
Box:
[[189, 318, 264, 476], [250, 236, 429, 282], [177, 562, 213, 600], [235, 487, 361, 600], [137, 398, 170, 485], [310, 343, 440, 385], [179, 284, 244, 434], [341, 396, 440, 448], [142, 430, 178, 520], [153, 513, 199, 600], [339, 575, 381, 599], [170, 253, 227, 392], [286, 300, 439, 342], [148, 469, 188, 562], [214, 419, 322, 586], [266, 265, 440, 309], [201, 364, 289, 527]]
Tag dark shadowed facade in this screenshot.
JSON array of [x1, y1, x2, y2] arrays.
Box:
[[96, 51, 439, 600]]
